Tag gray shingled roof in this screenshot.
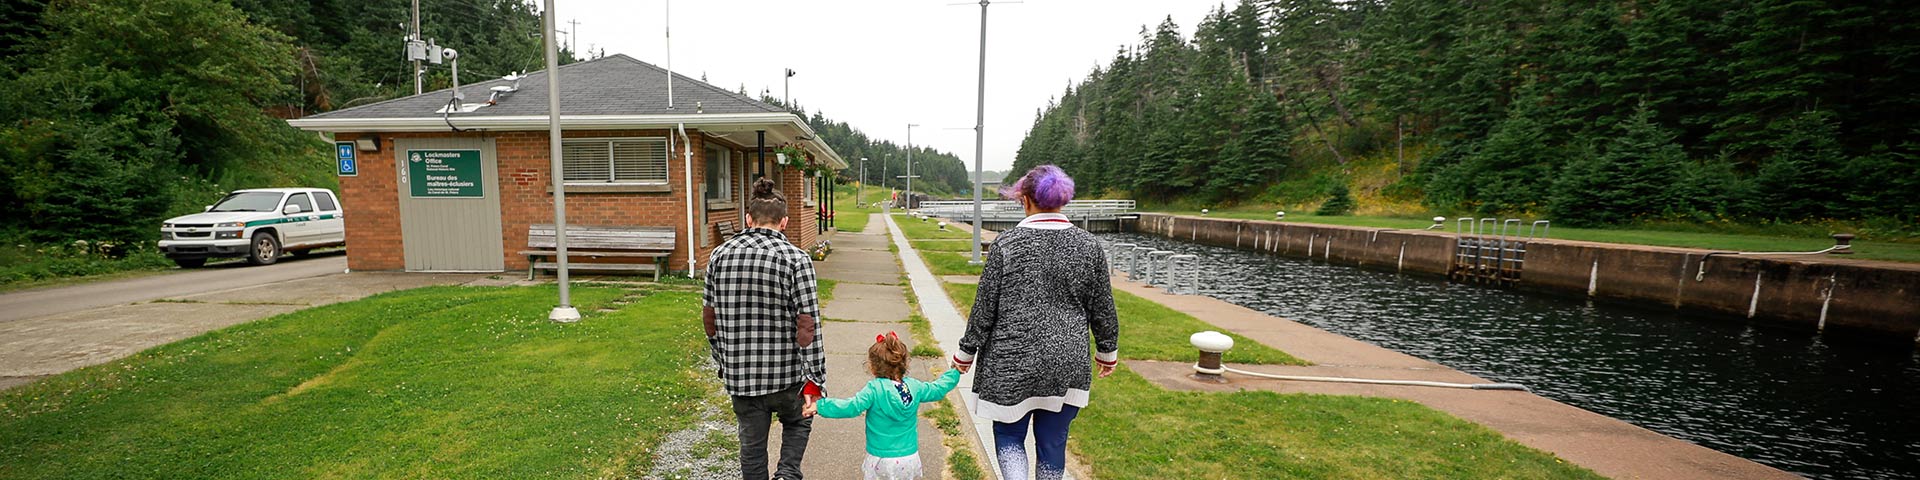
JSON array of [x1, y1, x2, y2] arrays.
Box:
[[303, 54, 784, 120]]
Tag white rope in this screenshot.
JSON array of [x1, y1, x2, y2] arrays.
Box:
[[1218, 366, 1530, 392]]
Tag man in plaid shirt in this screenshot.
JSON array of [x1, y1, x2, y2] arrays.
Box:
[[704, 178, 825, 480]]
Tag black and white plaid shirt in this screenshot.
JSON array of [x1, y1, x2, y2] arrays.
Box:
[[704, 227, 826, 397]]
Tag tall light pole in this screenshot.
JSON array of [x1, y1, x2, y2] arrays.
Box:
[[542, 0, 578, 323], [906, 123, 919, 208], [410, 0, 426, 95], [784, 68, 796, 107], [968, 0, 993, 265], [857, 157, 868, 207]]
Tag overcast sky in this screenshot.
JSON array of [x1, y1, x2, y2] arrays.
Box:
[[553, 0, 1222, 172]]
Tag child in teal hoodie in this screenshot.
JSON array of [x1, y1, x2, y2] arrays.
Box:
[[808, 332, 962, 480]]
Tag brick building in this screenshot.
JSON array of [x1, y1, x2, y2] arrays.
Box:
[[288, 55, 844, 275]]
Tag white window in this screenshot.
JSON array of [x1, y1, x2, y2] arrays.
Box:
[[561, 138, 668, 184], [705, 145, 731, 202]]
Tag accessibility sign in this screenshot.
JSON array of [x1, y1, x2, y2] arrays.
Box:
[[407, 149, 484, 198], [335, 142, 358, 177]]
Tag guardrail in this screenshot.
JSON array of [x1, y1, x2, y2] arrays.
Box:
[[916, 200, 1138, 222]]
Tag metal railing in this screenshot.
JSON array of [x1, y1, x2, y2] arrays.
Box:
[[915, 200, 1137, 223], [1450, 218, 1549, 285], [1103, 240, 1199, 296]]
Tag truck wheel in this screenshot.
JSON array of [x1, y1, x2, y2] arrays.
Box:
[[173, 258, 206, 269], [247, 232, 280, 265]]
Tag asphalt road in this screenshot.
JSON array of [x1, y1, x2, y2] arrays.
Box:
[[0, 252, 348, 324]]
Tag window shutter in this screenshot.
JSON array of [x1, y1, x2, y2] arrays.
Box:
[[612, 139, 668, 183], [562, 141, 611, 182]]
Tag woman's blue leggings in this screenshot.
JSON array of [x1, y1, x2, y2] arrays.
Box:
[[991, 405, 1080, 480]]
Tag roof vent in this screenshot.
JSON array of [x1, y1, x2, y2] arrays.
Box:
[[487, 71, 522, 105]]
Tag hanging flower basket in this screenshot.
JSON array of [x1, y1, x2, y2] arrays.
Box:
[[773, 144, 808, 166]]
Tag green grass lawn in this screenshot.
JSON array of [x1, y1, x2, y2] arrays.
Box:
[[893, 218, 985, 275], [920, 251, 985, 276], [818, 278, 838, 305], [0, 285, 708, 479], [1149, 209, 1920, 263], [830, 185, 887, 233], [1076, 367, 1602, 479], [893, 216, 974, 240], [911, 239, 979, 252], [833, 211, 871, 233]]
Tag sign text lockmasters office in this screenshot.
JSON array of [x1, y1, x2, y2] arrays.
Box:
[[287, 55, 847, 274]]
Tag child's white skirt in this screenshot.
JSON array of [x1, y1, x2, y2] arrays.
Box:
[[861, 453, 923, 480]]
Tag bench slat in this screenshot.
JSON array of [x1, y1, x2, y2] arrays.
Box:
[[531, 262, 658, 271], [518, 250, 671, 258], [528, 239, 674, 249]]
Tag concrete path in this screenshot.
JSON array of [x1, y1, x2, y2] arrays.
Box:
[[1112, 278, 1797, 480], [0, 252, 349, 323], [0, 260, 487, 391], [885, 214, 1084, 480], [760, 216, 949, 480]]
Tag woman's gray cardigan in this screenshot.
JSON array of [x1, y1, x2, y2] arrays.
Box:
[[956, 223, 1120, 423]]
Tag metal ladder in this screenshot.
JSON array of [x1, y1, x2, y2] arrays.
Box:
[[1450, 218, 1549, 286]]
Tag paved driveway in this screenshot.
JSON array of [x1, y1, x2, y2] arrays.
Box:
[[0, 253, 491, 390]]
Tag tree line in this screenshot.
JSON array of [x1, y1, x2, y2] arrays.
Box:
[[784, 100, 975, 198], [1011, 0, 1918, 228], [0, 0, 562, 244]]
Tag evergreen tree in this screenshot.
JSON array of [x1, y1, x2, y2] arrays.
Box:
[[1744, 111, 1850, 220], [1315, 183, 1354, 215], [1549, 107, 1691, 226], [1, 0, 302, 242]]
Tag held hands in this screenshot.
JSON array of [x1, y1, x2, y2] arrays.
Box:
[[801, 395, 819, 418]]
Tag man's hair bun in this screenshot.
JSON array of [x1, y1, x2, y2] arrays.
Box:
[[751, 177, 781, 200]]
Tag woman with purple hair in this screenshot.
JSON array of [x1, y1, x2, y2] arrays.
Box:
[[950, 165, 1119, 480]]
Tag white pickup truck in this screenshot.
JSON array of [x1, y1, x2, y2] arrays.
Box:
[[158, 188, 346, 268]]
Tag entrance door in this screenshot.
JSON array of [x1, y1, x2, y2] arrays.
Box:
[[395, 137, 505, 272]]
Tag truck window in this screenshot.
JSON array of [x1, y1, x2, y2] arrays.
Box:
[[209, 192, 284, 212], [285, 193, 314, 214], [313, 191, 338, 212]]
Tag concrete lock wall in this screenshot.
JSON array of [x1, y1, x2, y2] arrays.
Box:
[[1131, 213, 1920, 342]]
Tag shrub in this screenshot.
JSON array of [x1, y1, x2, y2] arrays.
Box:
[[1316, 184, 1355, 216]]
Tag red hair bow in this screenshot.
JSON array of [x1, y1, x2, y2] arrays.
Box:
[[875, 331, 898, 343]]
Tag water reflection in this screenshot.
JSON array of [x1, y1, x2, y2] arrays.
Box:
[[1103, 233, 1920, 480]]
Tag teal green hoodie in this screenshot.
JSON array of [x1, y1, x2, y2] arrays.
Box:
[[815, 369, 962, 458]]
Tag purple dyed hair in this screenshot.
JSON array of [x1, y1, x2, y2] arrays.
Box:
[[1000, 165, 1075, 210]]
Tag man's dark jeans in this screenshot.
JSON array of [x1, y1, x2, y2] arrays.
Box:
[[731, 386, 811, 480]]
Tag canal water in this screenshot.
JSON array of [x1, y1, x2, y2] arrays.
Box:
[[1102, 232, 1919, 480]]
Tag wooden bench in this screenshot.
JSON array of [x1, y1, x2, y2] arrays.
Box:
[[521, 224, 675, 281], [716, 221, 740, 241]]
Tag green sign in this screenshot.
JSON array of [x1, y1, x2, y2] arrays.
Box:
[[407, 149, 483, 198]]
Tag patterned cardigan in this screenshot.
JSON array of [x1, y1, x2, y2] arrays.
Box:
[[954, 214, 1120, 423]]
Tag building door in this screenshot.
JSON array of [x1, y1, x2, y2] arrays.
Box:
[[395, 137, 505, 272]]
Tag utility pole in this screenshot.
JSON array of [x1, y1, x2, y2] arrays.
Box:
[[968, 0, 993, 265], [412, 0, 422, 95], [542, 0, 579, 323], [906, 124, 919, 208], [858, 157, 867, 207], [784, 68, 796, 107], [568, 18, 580, 53]]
